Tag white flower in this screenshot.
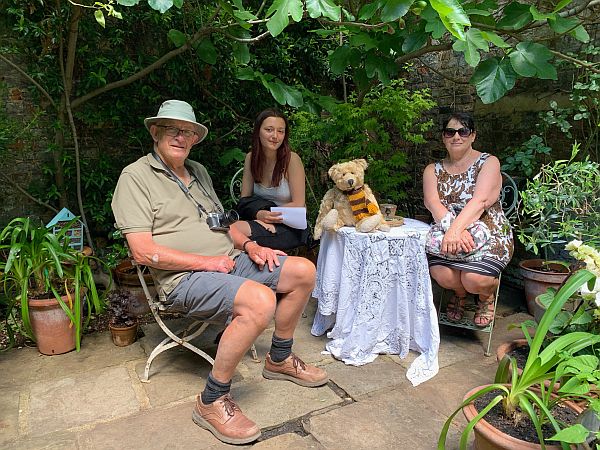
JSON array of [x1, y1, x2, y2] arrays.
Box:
[[566, 240, 583, 251]]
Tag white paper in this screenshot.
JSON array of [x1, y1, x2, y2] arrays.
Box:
[[270, 207, 307, 229]]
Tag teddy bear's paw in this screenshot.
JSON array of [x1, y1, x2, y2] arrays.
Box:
[[321, 209, 339, 230], [357, 215, 382, 233], [378, 223, 391, 232]]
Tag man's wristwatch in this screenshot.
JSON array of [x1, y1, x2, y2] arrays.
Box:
[[242, 239, 257, 252]]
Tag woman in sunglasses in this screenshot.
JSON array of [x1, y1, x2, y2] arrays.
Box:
[[423, 112, 513, 327]]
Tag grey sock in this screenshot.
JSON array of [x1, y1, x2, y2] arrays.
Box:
[[269, 334, 293, 363], [201, 372, 231, 405]]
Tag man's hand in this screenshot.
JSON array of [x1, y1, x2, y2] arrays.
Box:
[[202, 255, 236, 273], [245, 242, 286, 271], [256, 210, 283, 224]]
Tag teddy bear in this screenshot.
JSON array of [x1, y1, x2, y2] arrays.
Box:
[[313, 158, 390, 239]]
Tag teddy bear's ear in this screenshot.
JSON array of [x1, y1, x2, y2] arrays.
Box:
[[355, 159, 368, 170], [328, 165, 339, 178]]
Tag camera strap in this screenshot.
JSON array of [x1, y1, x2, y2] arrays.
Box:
[[152, 152, 222, 216]]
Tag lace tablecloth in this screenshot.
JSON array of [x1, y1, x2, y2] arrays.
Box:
[[311, 219, 440, 386]]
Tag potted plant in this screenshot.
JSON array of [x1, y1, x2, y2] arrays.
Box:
[[0, 217, 104, 354], [517, 142, 600, 314], [438, 249, 600, 449], [107, 290, 139, 347]]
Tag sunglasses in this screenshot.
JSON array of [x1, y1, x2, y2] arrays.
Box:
[[442, 127, 472, 138]]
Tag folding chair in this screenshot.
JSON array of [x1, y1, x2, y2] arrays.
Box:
[[436, 172, 518, 356], [131, 256, 260, 382]]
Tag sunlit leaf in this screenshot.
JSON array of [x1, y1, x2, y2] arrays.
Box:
[[306, 0, 341, 21], [117, 0, 141, 5], [148, 0, 173, 14], [548, 424, 590, 444], [452, 28, 488, 67], [470, 57, 517, 104], [430, 0, 471, 40], [94, 10, 105, 28]]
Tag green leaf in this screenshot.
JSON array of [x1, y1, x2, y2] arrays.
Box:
[[529, 6, 554, 21], [167, 29, 186, 48], [509, 41, 557, 80], [94, 10, 105, 28], [117, 0, 140, 6], [236, 67, 256, 81], [548, 15, 580, 34], [422, 7, 447, 39], [571, 25, 590, 43], [148, 0, 173, 14], [358, 2, 379, 20], [219, 147, 246, 166], [401, 28, 428, 53], [266, 0, 304, 37], [267, 6, 290, 37], [430, 0, 471, 40], [172, 0, 182, 7], [381, 0, 413, 22], [497, 2, 532, 30], [548, 424, 590, 444], [349, 33, 379, 51], [365, 52, 391, 84], [553, 0, 573, 13], [481, 31, 510, 49], [195, 39, 217, 65], [232, 42, 250, 65], [470, 57, 516, 104], [453, 28, 488, 67], [329, 45, 351, 75], [306, 0, 341, 20]]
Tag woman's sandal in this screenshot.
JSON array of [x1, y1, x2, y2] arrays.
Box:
[[446, 295, 466, 322], [474, 297, 495, 327]]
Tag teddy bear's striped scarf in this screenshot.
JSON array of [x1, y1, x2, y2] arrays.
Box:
[[345, 186, 377, 221]]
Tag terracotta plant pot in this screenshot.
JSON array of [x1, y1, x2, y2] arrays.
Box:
[[496, 338, 529, 365], [109, 322, 138, 347], [28, 294, 77, 355], [519, 259, 570, 315], [462, 384, 583, 449], [113, 259, 154, 316]]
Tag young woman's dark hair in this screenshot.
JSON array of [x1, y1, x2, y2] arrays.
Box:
[[250, 108, 291, 187], [442, 112, 475, 133]]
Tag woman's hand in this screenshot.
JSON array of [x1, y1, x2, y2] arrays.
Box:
[[459, 229, 475, 253], [256, 210, 283, 224], [255, 220, 276, 233], [441, 229, 462, 255], [245, 242, 287, 271]]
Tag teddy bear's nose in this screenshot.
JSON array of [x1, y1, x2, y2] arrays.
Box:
[[347, 179, 354, 187]]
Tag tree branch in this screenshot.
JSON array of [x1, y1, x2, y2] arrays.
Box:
[[550, 50, 600, 74], [223, 30, 271, 43], [0, 172, 58, 214], [395, 43, 453, 66], [416, 58, 470, 85], [0, 54, 57, 109]]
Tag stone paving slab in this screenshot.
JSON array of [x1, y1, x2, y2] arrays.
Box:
[[254, 433, 324, 449], [0, 388, 20, 446], [26, 366, 140, 437]]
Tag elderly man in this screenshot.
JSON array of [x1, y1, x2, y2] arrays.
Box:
[[112, 100, 327, 445]]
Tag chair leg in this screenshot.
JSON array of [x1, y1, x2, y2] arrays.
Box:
[[250, 344, 261, 363]]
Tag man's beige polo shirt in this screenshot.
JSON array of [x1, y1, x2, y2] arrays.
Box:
[[112, 153, 240, 296]]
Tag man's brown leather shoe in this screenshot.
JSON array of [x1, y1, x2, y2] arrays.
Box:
[[263, 353, 329, 387], [192, 394, 260, 445]]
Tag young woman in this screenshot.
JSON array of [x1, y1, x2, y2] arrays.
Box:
[[233, 109, 308, 251]]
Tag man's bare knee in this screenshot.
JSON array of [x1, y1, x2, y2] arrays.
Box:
[[278, 256, 316, 291], [234, 283, 276, 329]]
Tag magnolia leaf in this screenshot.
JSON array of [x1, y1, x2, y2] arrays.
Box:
[[381, 0, 413, 22], [470, 57, 516, 104], [195, 39, 217, 65], [148, 0, 173, 14], [429, 0, 470, 40], [509, 41, 556, 80], [94, 10, 106, 28], [168, 29, 187, 48], [548, 424, 590, 444], [453, 28, 488, 67], [306, 0, 341, 21], [497, 2, 532, 30]]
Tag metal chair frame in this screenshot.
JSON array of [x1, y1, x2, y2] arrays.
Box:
[[436, 171, 518, 356], [131, 257, 259, 382]]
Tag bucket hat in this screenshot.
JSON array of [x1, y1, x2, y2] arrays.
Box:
[[144, 100, 208, 143]]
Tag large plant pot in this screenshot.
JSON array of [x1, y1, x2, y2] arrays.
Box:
[[28, 295, 77, 355], [463, 385, 582, 449], [113, 259, 154, 316], [519, 259, 570, 315], [496, 339, 528, 365], [109, 322, 138, 347]]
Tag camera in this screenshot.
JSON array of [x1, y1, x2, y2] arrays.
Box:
[[206, 210, 239, 232]]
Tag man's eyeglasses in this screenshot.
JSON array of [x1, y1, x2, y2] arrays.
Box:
[[442, 127, 472, 138], [157, 125, 198, 139]]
